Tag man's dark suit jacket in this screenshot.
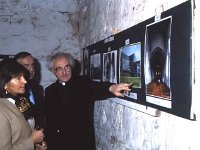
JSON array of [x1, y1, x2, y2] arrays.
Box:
[[44, 76, 114, 150], [25, 79, 45, 128]]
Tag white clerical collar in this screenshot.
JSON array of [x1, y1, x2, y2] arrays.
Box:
[[7, 98, 15, 104], [61, 82, 65, 86]]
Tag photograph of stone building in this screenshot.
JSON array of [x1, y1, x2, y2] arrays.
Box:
[[119, 43, 141, 88]]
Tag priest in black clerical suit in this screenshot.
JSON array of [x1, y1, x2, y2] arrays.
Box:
[[44, 53, 131, 150], [45, 76, 115, 150]]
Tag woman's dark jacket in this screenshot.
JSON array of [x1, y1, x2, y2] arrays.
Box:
[[44, 76, 114, 150]]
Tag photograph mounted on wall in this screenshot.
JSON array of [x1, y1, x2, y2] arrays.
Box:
[[103, 50, 117, 83], [90, 53, 101, 82], [143, 1, 194, 119], [144, 16, 172, 109], [119, 43, 141, 88]]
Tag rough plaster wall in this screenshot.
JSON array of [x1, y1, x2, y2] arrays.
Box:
[[79, 0, 192, 48], [0, 0, 80, 87], [78, 0, 200, 150]]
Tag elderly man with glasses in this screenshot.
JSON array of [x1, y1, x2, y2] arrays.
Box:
[[44, 52, 132, 150]]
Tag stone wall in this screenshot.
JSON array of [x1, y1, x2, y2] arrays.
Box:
[[0, 0, 80, 87]]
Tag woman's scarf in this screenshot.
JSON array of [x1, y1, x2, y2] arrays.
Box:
[[6, 93, 33, 120]]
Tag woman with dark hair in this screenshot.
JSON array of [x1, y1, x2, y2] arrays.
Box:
[[0, 58, 45, 150]]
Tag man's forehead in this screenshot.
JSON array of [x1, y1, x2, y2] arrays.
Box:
[[17, 56, 34, 64], [54, 57, 69, 64]]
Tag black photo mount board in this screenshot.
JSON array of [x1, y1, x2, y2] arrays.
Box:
[[83, 1, 194, 120]]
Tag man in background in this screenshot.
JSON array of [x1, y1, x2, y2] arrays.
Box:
[[14, 52, 45, 129]]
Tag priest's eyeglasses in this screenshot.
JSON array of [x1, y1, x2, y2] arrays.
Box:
[[54, 65, 71, 73]]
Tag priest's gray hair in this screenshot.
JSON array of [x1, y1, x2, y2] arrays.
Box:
[[47, 52, 75, 72]]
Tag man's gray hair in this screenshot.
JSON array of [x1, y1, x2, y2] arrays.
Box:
[[47, 52, 75, 71]]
